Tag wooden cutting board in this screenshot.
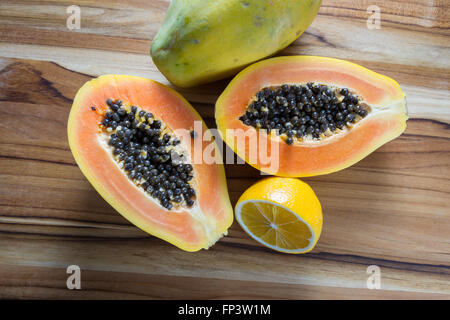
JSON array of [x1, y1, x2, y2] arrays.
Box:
[[0, 0, 448, 299]]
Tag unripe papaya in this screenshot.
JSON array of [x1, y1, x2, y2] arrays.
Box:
[[151, 0, 322, 87]]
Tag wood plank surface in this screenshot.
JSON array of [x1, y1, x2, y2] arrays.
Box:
[[0, 0, 449, 299]]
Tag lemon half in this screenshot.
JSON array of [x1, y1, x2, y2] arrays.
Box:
[[235, 177, 322, 254]]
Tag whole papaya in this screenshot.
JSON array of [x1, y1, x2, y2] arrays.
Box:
[[151, 0, 322, 87]]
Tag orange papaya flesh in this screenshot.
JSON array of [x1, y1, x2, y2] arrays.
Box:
[[215, 56, 408, 177], [68, 75, 233, 251]]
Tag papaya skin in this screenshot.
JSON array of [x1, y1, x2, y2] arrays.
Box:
[[215, 56, 408, 177], [68, 75, 233, 251], [151, 0, 322, 87]]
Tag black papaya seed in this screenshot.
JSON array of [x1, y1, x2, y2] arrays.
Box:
[[100, 99, 196, 210], [239, 84, 369, 144]]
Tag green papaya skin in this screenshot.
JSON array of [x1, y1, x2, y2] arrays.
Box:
[[151, 0, 322, 87]]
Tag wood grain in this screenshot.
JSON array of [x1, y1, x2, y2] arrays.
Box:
[[0, 0, 449, 299]]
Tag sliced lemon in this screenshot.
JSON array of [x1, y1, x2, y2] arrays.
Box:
[[235, 177, 322, 254]]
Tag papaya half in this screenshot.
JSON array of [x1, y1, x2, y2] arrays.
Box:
[[151, 0, 322, 87], [68, 75, 233, 251], [215, 56, 408, 177]]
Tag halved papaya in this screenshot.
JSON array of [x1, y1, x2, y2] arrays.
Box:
[[68, 75, 233, 251], [215, 56, 408, 177]]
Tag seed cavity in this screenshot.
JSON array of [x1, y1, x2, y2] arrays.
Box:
[[98, 99, 196, 210], [239, 83, 370, 144]]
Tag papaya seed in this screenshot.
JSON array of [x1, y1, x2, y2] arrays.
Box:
[[98, 99, 196, 210], [239, 83, 370, 144]]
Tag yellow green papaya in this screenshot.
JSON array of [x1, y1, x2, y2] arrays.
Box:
[[151, 0, 322, 87]]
